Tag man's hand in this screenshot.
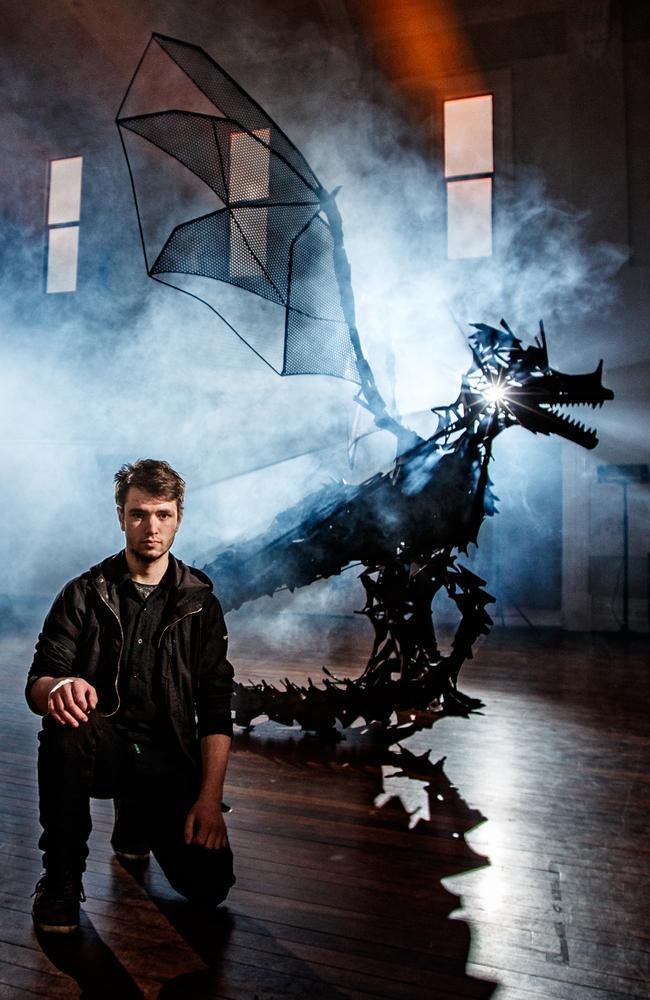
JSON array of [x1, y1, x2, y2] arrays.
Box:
[[184, 796, 228, 850], [186, 732, 231, 849], [47, 677, 98, 727]]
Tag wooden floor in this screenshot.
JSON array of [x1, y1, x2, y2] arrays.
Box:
[[0, 617, 648, 999]]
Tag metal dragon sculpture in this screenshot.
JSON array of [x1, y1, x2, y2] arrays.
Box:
[[117, 35, 614, 734]]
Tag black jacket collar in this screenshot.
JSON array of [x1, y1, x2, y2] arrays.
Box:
[[90, 551, 213, 617]]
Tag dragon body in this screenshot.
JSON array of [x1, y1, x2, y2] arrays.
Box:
[[205, 321, 613, 732]]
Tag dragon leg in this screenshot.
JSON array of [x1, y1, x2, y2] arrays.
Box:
[[434, 561, 495, 713]]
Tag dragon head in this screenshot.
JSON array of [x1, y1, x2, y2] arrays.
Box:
[[451, 320, 614, 449]]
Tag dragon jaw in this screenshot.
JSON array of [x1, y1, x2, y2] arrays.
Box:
[[494, 362, 613, 449], [464, 323, 614, 450]]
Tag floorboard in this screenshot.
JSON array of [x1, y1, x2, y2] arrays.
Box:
[[0, 618, 647, 998]]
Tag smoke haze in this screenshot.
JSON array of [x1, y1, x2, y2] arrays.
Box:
[[0, 2, 628, 644]]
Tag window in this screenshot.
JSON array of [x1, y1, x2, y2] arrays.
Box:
[[229, 128, 270, 278], [46, 156, 83, 292], [444, 95, 493, 259]]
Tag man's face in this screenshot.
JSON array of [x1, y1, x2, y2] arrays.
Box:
[[117, 488, 182, 563]]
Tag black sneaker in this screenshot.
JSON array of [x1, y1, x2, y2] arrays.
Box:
[[32, 873, 85, 934]]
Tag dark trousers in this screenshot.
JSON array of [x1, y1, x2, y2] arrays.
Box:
[[37, 713, 235, 904]]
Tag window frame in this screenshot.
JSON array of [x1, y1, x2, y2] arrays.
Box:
[[45, 155, 83, 294], [444, 93, 494, 259], [430, 68, 513, 262]]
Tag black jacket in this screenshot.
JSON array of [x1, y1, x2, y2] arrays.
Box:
[[26, 552, 234, 766]]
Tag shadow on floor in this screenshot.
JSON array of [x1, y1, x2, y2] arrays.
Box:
[[35, 920, 146, 999]]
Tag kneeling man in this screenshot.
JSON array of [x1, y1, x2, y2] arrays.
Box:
[[27, 459, 235, 933]]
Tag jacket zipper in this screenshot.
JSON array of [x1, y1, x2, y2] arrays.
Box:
[[95, 587, 124, 717], [157, 605, 203, 648]]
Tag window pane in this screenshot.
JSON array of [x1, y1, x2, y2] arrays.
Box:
[[47, 225, 79, 292], [447, 178, 492, 259], [229, 129, 270, 278], [444, 95, 493, 178], [48, 156, 83, 225]]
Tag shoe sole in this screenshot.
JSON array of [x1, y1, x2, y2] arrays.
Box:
[[114, 849, 150, 862], [33, 917, 79, 934]]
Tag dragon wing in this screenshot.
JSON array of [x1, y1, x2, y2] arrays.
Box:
[[116, 33, 358, 382]]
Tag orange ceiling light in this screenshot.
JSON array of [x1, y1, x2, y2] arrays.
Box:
[[355, 0, 478, 89]]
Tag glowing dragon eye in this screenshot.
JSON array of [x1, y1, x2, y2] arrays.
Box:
[[483, 383, 508, 404]]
